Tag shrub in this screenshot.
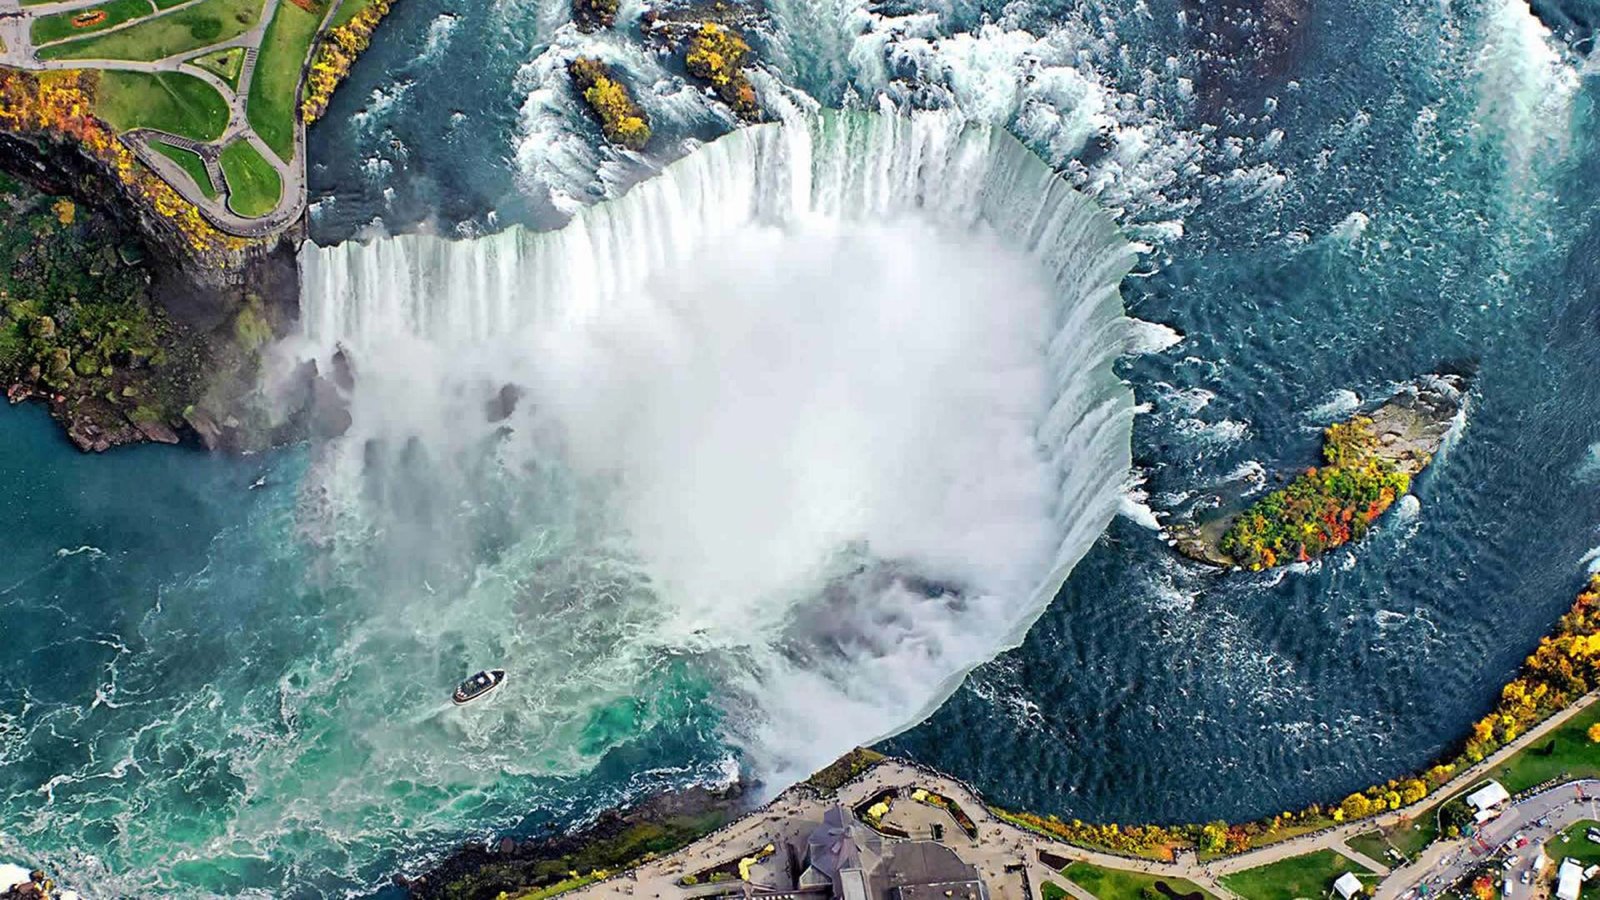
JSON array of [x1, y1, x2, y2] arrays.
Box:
[[568, 57, 651, 151], [1220, 416, 1410, 569], [572, 0, 618, 30], [684, 24, 759, 120]]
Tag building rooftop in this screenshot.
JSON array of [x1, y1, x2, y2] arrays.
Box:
[[1465, 780, 1510, 812], [797, 806, 988, 900]]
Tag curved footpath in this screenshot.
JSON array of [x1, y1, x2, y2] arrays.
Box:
[[559, 691, 1598, 900], [0, 0, 320, 236]]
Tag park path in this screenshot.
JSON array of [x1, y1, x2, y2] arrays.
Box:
[[1, 0, 328, 236], [553, 691, 1599, 900]]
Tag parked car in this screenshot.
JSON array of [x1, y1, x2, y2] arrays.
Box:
[[1504, 854, 1521, 868]]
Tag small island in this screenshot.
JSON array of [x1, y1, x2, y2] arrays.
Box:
[[569, 56, 651, 151], [1171, 374, 1466, 570]]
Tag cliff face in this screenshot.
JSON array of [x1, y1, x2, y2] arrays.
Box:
[[0, 129, 305, 452]]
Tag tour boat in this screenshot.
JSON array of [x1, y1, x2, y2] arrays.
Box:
[[452, 669, 506, 705]]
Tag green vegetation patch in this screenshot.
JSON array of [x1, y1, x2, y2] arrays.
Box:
[[248, 0, 323, 162], [330, 0, 381, 29], [1345, 830, 1395, 865], [189, 45, 246, 89], [1039, 882, 1069, 900], [804, 748, 886, 794], [1218, 850, 1371, 900], [1220, 417, 1410, 569], [1489, 702, 1600, 793], [149, 140, 218, 198], [1551, 820, 1600, 873], [219, 139, 282, 217], [41, 0, 264, 62], [0, 184, 198, 430], [1061, 862, 1217, 900], [443, 807, 733, 900], [95, 70, 230, 141], [31, 0, 155, 46], [569, 57, 651, 151]]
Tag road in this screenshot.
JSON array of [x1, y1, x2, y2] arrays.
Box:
[[1377, 780, 1600, 898]]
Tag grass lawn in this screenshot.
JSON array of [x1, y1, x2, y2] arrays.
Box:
[[248, 0, 322, 161], [1061, 862, 1216, 900], [1549, 820, 1600, 898], [1384, 813, 1438, 858], [1489, 703, 1600, 794], [95, 70, 229, 141], [1039, 883, 1069, 900], [40, 0, 263, 62], [1218, 850, 1372, 900], [219, 139, 280, 217], [189, 45, 245, 88], [1346, 830, 1392, 864], [148, 140, 217, 198], [31, 0, 155, 46], [329, 0, 380, 28]]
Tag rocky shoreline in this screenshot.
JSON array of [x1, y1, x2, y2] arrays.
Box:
[[1168, 373, 1467, 569], [401, 782, 753, 900], [0, 127, 307, 453]]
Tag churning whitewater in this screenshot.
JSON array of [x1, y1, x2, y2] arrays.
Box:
[[294, 110, 1141, 781]]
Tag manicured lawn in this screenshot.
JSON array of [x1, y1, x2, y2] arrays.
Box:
[[1346, 830, 1392, 864], [1061, 862, 1216, 900], [148, 140, 217, 198], [248, 0, 322, 161], [330, 0, 379, 28], [1552, 819, 1600, 865], [219, 139, 281, 217], [189, 45, 245, 88], [1549, 821, 1600, 898], [1039, 882, 1069, 900], [1490, 703, 1600, 793], [95, 70, 229, 141], [31, 0, 155, 46], [40, 0, 263, 61], [1384, 814, 1438, 858], [1218, 850, 1372, 900]]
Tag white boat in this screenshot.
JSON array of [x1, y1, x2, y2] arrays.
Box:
[[452, 669, 506, 705]]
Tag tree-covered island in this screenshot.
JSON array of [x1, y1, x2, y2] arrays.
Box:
[[1171, 374, 1466, 570]]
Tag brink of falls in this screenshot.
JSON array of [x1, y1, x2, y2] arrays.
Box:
[[290, 108, 1139, 807]]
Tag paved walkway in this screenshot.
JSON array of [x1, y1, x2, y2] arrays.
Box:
[[0, 0, 323, 237], [552, 691, 1598, 900]]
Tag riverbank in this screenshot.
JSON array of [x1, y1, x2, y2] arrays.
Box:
[[0, 159, 303, 451], [0, 0, 402, 451], [401, 573, 1600, 898]]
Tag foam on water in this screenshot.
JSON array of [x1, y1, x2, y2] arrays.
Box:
[[296, 109, 1139, 784]]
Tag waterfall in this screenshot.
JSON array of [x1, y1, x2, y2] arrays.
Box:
[[295, 108, 1139, 781]]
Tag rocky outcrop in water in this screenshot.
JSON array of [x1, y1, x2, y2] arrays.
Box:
[[1169, 374, 1467, 570]]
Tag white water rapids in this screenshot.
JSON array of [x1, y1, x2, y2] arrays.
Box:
[[291, 109, 1140, 781]]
